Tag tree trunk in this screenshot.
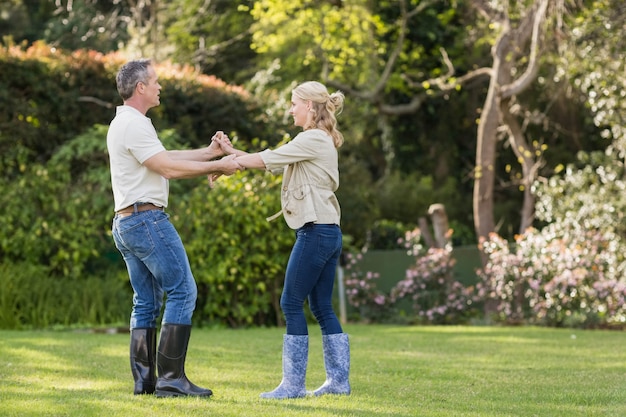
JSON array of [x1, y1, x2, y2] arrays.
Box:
[[473, 0, 548, 246], [428, 204, 450, 248], [474, 27, 512, 243], [500, 97, 539, 234]]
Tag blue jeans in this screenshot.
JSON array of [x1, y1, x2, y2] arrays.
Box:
[[281, 223, 343, 336], [111, 210, 197, 329]]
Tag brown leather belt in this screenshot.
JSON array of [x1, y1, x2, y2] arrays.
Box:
[[116, 203, 164, 218]]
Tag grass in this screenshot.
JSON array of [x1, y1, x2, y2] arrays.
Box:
[[0, 324, 625, 417]]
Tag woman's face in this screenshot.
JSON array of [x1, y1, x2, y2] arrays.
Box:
[[289, 95, 310, 128]]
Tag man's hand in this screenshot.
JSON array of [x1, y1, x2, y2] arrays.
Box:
[[207, 172, 221, 188], [220, 154, 243, 175], [207, 153, 243, 188]]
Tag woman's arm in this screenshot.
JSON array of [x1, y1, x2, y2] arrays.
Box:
[[213, 136, 266, 169], [235, 153, 266, 170]]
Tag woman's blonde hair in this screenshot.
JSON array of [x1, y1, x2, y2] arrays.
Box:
[[292, 81, 345, 148]]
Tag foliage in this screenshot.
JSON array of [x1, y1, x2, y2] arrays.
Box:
[[345, 227, 479, 324], [563, 0, 625, 155], [477, 230, 626, 328], [0, 121, 294, 329], [539, 0, 626, 246], [0, 137, 280, 329], [374, 172, 475, 245], [0, 41, 263, 178], [365, 219, 410, 250], [41, 0, 131, 52], [249, 0, 462, 92], [0, 43, 122, 177], [163, 0, 257, 84], [0, 1, 131, 52], [334, 153, 379, 247], [390, 228, 480, 324], [159, 79, 272, 153], [3, 1, 620, 252], [534, 151, 626, 250], [343, 250, 393, 322], [1, 3, 625, 329], [0, 261, 129, 330], [478, 0, 626, 329], [0, 44, 355, 328], [0, 1, 57, 47], [0, 124, 184, 278], [172, 169, 294, 328]]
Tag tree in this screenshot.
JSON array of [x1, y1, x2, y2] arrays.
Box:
[[39, 0, 131, 52], [0, 1, 56, 45], [249, 0, 463, 170], [248, 0, 565, 246], [471, 0, 549, 240], [163, 0, 257, 84], [563, 0, 625, 154], [533, 0, 626, 252], [248, 0, 481, 245]]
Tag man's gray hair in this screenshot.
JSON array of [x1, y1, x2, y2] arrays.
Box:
[[116, 59, 152, 101]]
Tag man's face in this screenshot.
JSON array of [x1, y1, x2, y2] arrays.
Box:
[[139, 66, 161, 108]]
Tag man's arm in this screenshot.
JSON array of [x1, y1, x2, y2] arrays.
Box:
[[143, 151, 241, 179]]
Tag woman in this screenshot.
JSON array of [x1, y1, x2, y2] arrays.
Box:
[[216, 81, 350, 399]]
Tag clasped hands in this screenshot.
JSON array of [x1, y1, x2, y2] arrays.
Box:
[[207, 131, 243, 187]]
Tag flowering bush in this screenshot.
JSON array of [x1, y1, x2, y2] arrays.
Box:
[[343, 250, 393, 322], [477, 228, 626, 328], [390, 228, 479, 324], [344, 227, 479, 324]]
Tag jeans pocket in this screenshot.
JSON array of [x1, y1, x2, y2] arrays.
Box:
[[119, 220, 156, 259], [315, 226, 342, 260]]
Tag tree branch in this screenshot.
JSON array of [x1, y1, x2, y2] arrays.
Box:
[[326, 0, 437, 101], [501, 0, 549, 98], [470, 0, 505, 22], [78, 96, 114, 109]]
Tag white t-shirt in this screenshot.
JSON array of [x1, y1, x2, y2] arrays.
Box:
[[107, 105, 169, 212]]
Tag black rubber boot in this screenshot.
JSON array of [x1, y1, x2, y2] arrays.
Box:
[[130, 328, 157, 395], [155, 324, 213, 398]]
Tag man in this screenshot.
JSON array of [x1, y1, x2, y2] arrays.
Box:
[[107, 58, 240, 398]]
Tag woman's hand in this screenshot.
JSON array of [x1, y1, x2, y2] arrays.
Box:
[[212, 132, 237, 155]]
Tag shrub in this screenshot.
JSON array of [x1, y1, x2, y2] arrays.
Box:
[[0, 43, 286, 328], [344, 227, 479, 324], [0, 42, 266, 179], [0, 262, 129, 330], [390, 228, 480, 324], [343, 249, 394, 322], [365, 219, 412, 250], [0, 123, 297, 329], [477, 229, 626, 328], [0, 125, 188, 278], [172, 170, 294, 328]]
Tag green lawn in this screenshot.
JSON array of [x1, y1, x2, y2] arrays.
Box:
[[0, 324, 624, 417]]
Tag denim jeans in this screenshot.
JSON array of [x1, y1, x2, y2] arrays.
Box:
[[111, 210, 197, 329], [281, 223, 343, 336]]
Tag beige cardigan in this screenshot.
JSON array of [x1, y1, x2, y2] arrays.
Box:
[[260, 129, 341, 230]]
